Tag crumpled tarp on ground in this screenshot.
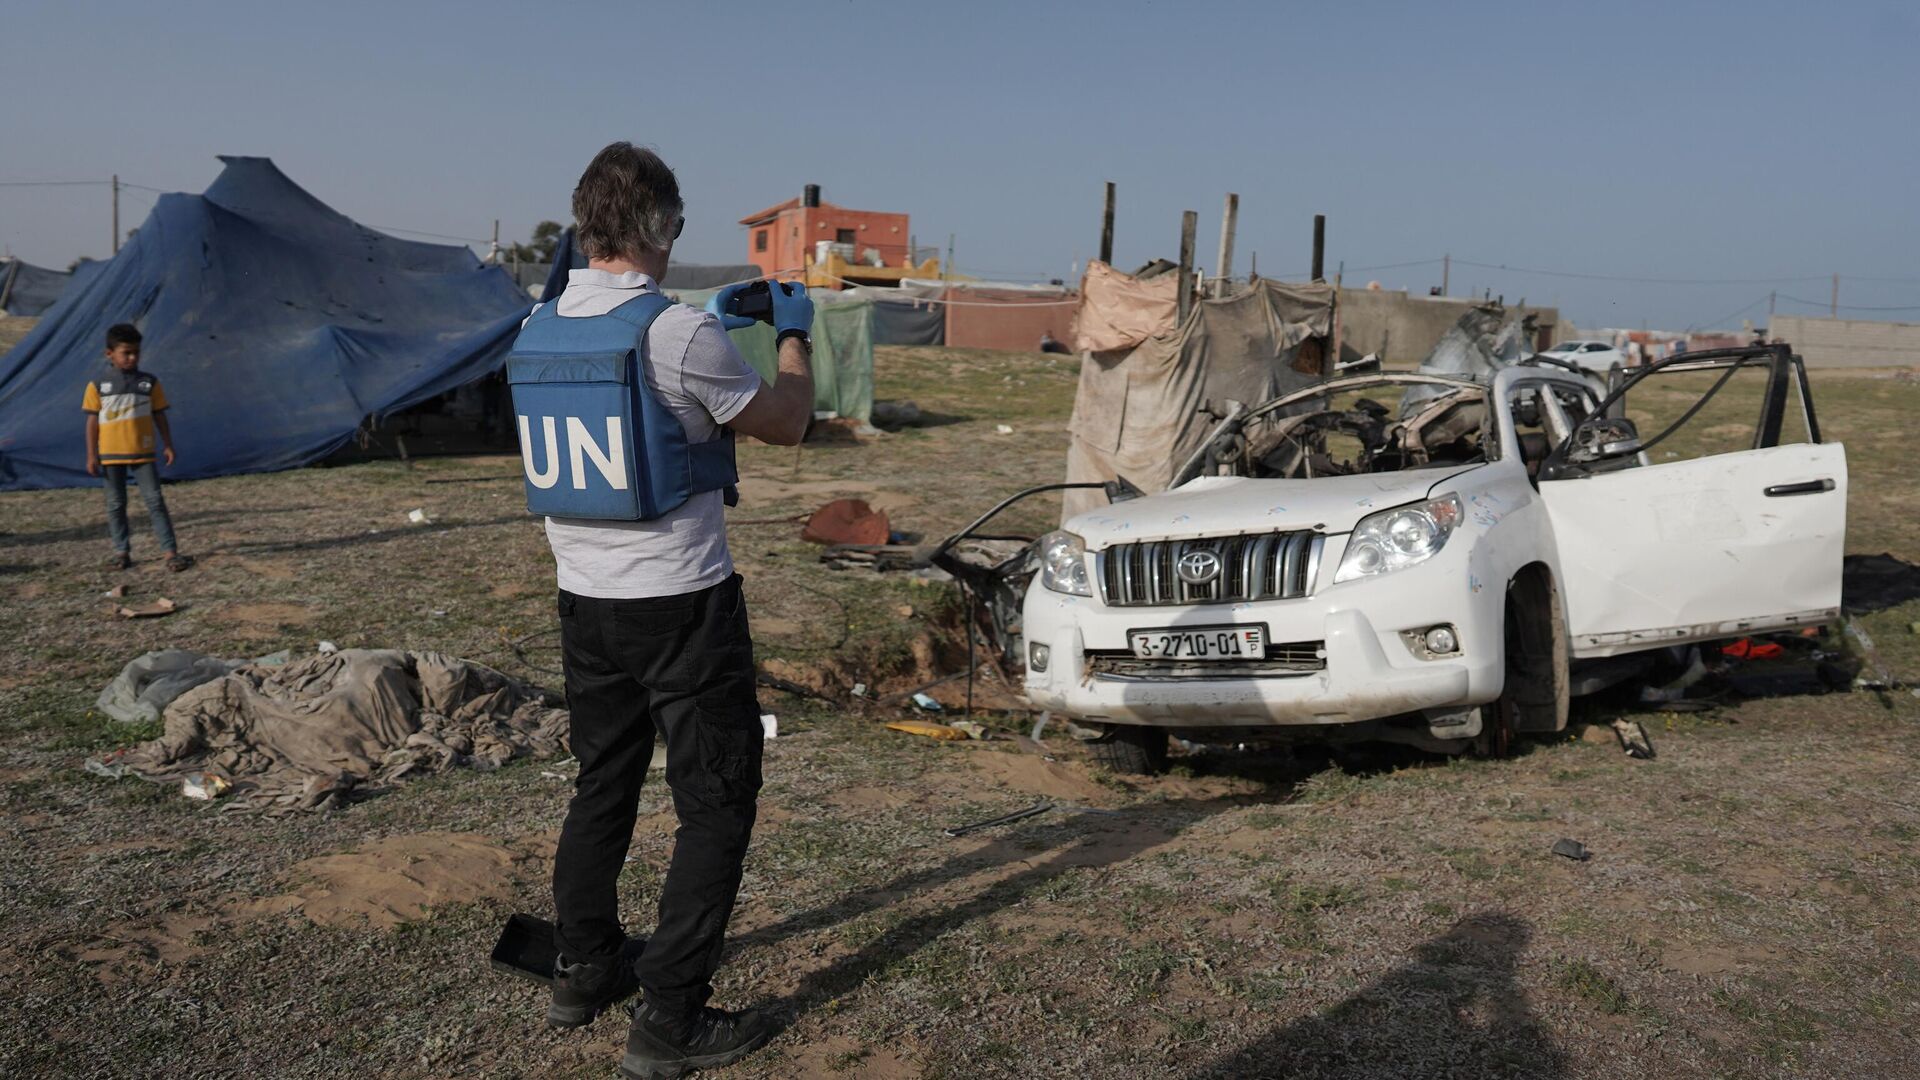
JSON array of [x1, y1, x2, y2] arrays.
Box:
[[96, 649, 246, 725], [1062, 264, 1335, 520], [1842, 553, 1920, 613], [115, 649, 567, 813]]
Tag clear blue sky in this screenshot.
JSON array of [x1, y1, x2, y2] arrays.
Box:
[[3, 1, 1914, 331]]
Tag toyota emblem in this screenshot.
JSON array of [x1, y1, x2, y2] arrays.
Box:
[[1175, 549, 1222, 585]]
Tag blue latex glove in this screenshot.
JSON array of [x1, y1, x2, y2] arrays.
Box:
[[704, 282, 757, 331], [770, 280, 814, 336]]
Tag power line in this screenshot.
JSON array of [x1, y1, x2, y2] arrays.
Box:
[[1451, 257, 1829, 286], [1775, 294, 1920, 313], [1686, 294, 1771, 332]]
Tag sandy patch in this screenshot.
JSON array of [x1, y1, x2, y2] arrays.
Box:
[[271, 832, 523, 928], [827, 785, 915, 811], [227, 556, 298, 581], [780, 1035, 917, 1079], [210, 601, 314, 630], [489, 579, 538, 599], [76, 912, 220, 975], [1663, 942, 1773, 976], [733, 476, 919, 515], [963, 749, 1115, 804]]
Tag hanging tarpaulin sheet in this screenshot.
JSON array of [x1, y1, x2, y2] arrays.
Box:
[[668, 288, 875, 424], [1062, 271, 1335, 520], [944, 284, 1078, 352], [0, 258, 82, 316], [841, 285, 944, 346], [0, 157, 532, 491], [1071, 260, 1180, 352]]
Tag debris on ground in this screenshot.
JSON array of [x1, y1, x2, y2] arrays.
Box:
[[406, 508, 432, 526], [950, 720, 989, 740], [910, 692, 944, 712], [1551, 838, 1591, 861], [801, 498, 891, 546], [1841, 553, 1920, 613], [994, 424, 1014, 434], [885, 719, 967, 741], [97, 649, 248, 724], [1611, 719, 1656, 759], [181, 772, 230, 801], [870, 399, 924, 429], [820, 543, 924, 572], [943, 800, 1050, 837], [103, 583, 126, 599], [106, 649, 568, 814], [113, 598, 177, 619]]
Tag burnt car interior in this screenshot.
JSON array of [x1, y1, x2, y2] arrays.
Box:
[[1540, 344, 1821, 481], [1176, 376, 1500, 484]]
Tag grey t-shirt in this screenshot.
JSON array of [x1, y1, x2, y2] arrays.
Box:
[[533, 269, 762, 599]]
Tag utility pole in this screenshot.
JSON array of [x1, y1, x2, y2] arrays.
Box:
[[1099, 182, 1116, 267], [945, 233, 954, 282], [1176, 210, 1197, 324], [111, 175, 120, 255], [1442, 253, 1450, 297], [1769, 291, 1776, 319], [1214, 193, 1238, 298], [491, 219, 501, 265], [1831, 273, 1839, 318], [1310, 214, 1326, 282]]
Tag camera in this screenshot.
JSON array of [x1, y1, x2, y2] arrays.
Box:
[[725, 279, 794, 325]]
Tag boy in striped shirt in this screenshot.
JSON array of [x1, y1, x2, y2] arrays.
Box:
[[83, 324, 190, 571]]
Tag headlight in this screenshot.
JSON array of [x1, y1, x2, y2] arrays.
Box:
[[1334, 494, 1462, 583], [1038, 530, 1091, 596]]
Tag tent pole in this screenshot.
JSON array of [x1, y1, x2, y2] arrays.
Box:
[[1311, 214, 1325, 282], [1176, 210, 1197, 324], [1099, 181, 1115, 267], [1215, 193, 1238, 298]]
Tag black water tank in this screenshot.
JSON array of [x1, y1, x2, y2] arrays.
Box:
[[803, 184, 821, 208]]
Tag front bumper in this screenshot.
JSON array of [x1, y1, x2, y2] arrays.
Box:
[[1022, 535, 1503, 728]]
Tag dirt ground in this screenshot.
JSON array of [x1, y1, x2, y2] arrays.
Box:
[[2, 347, 1918, 1079]]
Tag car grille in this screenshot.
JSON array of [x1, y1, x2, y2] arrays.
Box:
[[1086, 640, 1327, 678], [1097, 532, 1323, 607]]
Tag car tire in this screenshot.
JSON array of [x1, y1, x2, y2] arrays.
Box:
[[1474, 566, 1570, 758], [1088, 724, 1169, 775]]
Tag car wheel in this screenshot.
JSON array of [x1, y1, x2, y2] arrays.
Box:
[[1474, 566, 1570, 758], [1088, 724, 1169, 775]]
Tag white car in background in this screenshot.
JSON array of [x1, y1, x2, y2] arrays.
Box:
[[1017, 344, 1845, 772], [1539, 338, 1627, 373]]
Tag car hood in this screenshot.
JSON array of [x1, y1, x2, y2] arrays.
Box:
[[1066, 468, 1474, 549]]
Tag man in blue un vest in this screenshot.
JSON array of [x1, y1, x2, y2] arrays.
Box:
[[523, 143, 815, 1077]]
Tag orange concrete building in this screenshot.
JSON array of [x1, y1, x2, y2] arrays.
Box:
[[738, 184, 937, 288]]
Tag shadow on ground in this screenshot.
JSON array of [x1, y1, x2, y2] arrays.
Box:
[[1183, 913, 1566, 1079]]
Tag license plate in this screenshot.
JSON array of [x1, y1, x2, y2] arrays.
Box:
[[1128, 625, 1266, 660]]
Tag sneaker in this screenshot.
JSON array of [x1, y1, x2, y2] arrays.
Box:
[[548, 951, 640, 1029], [166, 553, 194, 573], [111, 552, 132, 570], [620, 1003, 775, 1079]]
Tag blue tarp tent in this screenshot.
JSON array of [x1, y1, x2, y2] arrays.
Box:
[[0, 156, 532, 490], [0, 258, 95, 316]]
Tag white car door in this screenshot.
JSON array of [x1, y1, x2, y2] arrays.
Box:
[[1538, 349, 1847, 657]]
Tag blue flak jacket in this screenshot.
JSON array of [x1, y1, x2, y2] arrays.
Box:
[[505, 293, 738, 521]]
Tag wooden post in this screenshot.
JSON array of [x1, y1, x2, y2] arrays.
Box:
[[1442, 253, 1450, 297], [111, 175, 120, 255], [1176, 210, 1197, 324], [1214, 193, 1238, 297], [1099, 182, 1115, 267], [1311, 214, 1325, 282]]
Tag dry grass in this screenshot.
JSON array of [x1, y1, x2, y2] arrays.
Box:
[[1, 348, 1917, 1078]]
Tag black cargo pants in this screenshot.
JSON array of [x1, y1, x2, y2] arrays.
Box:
[[551, 573, 764, 1016]]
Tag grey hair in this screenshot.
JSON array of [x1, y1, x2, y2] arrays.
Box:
[[571, 142, 684, 261]]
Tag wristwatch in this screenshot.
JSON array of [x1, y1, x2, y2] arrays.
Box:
[[776, 329, 811, 349]]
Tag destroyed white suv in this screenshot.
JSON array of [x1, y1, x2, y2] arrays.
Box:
[[1021, 345, 1846, 771]]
